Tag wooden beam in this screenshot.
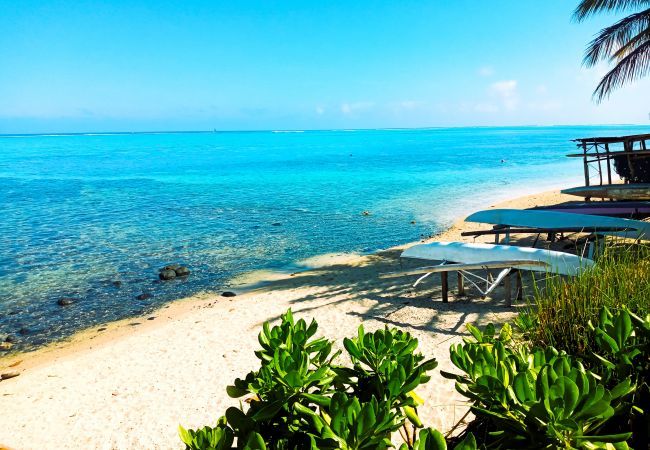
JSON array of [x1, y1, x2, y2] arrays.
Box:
[[461, 226, 629, 238], [457, 272, 465, 296]]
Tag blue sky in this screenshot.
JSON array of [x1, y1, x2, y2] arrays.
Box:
[[1, 0, 649, 133]]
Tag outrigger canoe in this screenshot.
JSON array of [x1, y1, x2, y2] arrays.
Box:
[[561, 184, 650, 201], [530, 201, 650, 218], [381, 241, 594, 305], [466, 208, 650, 240], [398, 241, 593, 276]]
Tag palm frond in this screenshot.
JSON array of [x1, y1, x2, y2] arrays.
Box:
[[611, 27, 650, 59], [583, 8, 650, 66], [574, 0, 650, 22], [593, 39, 650, 101]]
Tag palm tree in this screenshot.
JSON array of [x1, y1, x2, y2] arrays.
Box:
[[574, 0, 650, 101]]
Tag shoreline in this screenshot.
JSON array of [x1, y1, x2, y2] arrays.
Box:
[[0, 183, 575, 370], [0, 186, 578, 450]]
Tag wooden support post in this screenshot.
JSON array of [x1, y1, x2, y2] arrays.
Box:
[[597, 143, 603, 186], [583, 142, 589, 187], [504, 272, 512, 307], [516, 270, 523, 301], [441, 272, 448, 303], [605, 143, 612, 185], [457, 271, 465, 296]]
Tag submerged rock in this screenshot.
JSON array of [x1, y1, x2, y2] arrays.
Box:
[[175, 266, 190, 277], [162, 264, 181, 271], [57, 297, 77, 306], [159, 269, 176, 280], [221, 291, 237, 297], [112, 280, 122, 288], [136, 293, 152, 301]]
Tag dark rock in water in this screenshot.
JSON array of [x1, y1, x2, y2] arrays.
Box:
[[175, 266, 190, 277], [136, 293, 152, 301], [112, 280, 122, 288], [4, 335, 16, 343], [161, 264, 181, 272], [8, 310, 19, 315], [221, 291, 237, 297], [159, 269, 176, 280], [57, 297, 77, 306], [272, 222, 282, 226], [18, 327, 30, 336]]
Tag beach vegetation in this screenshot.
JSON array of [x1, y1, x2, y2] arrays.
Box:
[[441, 320, 638, 449], [181, 243, 649, 449], [575, 0, 650, 101], [522, 242, 650, 356], [180, 309, 443, 449]]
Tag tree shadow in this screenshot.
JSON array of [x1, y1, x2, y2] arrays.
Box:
[[246, 244, 532, 336]]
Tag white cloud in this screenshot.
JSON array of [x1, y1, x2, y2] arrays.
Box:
[[490, 80, 519, 111], [478, 66, 495, 77], [340, 101, 375, 116]]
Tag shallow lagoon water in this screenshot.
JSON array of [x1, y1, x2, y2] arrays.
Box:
[[0, 125, 647, 350]]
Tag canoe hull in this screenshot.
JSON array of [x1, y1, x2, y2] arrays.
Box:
[[531, 201, 650, 218], [401, 241, 593, 276], [561, 184, 650, 201], [466, 208, 650, 240]]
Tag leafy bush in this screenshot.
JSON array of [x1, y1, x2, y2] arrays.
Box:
[[179, 309, 444, 449], [441, 322, 636, 449], [179, 305, 648, 448], [588, 307, 650, 448]]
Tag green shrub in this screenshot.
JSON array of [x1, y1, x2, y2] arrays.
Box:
[[179, 309, 442, 449], [441, 322, 636, 449], [179, 304, 649, 448], [588, 307, 650, 448], [524, 243, 650, 355]]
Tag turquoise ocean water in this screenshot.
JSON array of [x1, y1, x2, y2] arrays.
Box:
[[1, 125, 648, 350]]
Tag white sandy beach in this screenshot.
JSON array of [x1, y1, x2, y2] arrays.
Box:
[[0, 189, 577, 450]]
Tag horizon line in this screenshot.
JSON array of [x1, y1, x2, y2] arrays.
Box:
[[1, 122, 648, 137]]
